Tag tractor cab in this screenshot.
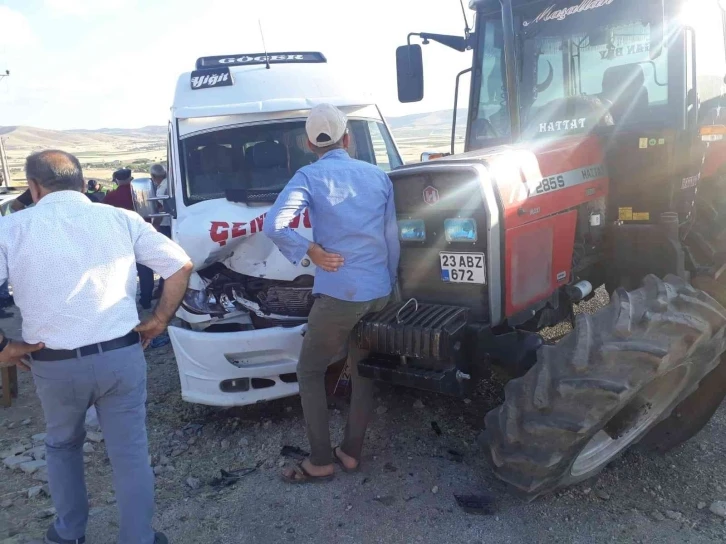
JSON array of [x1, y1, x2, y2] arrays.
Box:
[[395, 0, 726, 287]]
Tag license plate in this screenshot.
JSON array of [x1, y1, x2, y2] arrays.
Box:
[[439, 252, 486, 284]]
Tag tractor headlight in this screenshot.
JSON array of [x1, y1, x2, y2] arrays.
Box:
[[444, 218, 477, 242], [398, 219, 426, 242]]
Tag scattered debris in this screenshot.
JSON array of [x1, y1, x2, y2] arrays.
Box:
[[698, 501, 707, 510], [210, 468, 255, 489], [21, 418, 31, 426], [447, 450, 464, 463], [31, 433, 46, 443], [280, 446, 308, 461], [238, 438, 249, 447], [652, 510, 666, 521], [375, 406, 388, 416], [430, 422, 442, 436], [346, 504, 353, 511], [709, 501, 726, 518], [431, 486, 439, 494], [186, 476, 201, 490], [413, 399, 425, 409], [82, 443, 95, 454], [373, 495, 396, 506], [220, 439, 230, 450], [454, 493, 498, 516]]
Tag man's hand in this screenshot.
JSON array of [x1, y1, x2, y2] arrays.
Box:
[[135, 313, 168, 349], [0, 341, 45, 371], [308, 243, 344, 272], [133, 261, 193, 349]]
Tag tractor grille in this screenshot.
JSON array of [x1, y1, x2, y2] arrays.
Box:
[[389, 166, 491, 322], [356, 302, 469, 360], [256, 287, 314, 317]]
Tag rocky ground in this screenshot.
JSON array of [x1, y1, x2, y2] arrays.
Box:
[[2, 289, 726, 543]]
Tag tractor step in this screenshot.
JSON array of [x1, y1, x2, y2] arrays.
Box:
[[357, 356, 468, 396]]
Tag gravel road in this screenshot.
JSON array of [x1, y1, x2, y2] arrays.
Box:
[[2, 289, 726, 543]]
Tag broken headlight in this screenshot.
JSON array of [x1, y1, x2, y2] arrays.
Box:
[[181, 288, 227, 316]]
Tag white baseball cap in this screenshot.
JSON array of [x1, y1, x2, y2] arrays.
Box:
[[306, 104, 348, 147]]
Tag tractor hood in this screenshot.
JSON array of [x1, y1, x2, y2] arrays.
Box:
[[175, 198, 314, 283], [388, 134, 610, 325]]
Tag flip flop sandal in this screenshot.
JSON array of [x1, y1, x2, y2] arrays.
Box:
[[333, 446, 360, 474], [281, 462, 335, 485]]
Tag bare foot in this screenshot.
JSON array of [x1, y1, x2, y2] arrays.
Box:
[[334, 446, 359, 471], [281, 458, 334, 482]]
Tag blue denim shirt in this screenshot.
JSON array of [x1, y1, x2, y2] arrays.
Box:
[[264, 149, 400, 302]]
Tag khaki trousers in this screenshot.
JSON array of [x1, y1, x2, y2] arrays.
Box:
[[297, 294, 389, 465]]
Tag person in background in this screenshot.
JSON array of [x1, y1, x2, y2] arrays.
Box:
[[10, 187, 33, 212], [86, 179, 106, 203], [150, 164, 171, 299], [264, 104, 400, 483], [0, 150, 193, 544], [103, 169, 154, 309], [0, 281, 12, 319], [12, 185, 96, 212]]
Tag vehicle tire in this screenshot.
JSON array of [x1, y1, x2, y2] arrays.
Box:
[[483, 274, 726, 500], [638, 274, 726, 453], [638, 354, 726, 453]]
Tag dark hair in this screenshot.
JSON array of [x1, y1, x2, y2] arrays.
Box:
[[113, 168, 133, 182], [25, 150, 84, 192], [308, 134, 346, 155]]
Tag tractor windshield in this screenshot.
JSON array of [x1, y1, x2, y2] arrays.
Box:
[[470, 0, 671, 147]]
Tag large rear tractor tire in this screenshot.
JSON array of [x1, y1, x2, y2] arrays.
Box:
[[638, 274, 726, 452], [484, 274, 726, 500]]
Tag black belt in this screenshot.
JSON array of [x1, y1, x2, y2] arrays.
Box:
[[32, 331, 140, 362]]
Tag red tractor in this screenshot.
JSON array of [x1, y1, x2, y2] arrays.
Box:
[[355, 0, 726, 499]]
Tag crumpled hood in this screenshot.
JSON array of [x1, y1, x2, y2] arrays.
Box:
[[175, 198, 314, 281]]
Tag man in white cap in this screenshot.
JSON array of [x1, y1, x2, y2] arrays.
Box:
[[264, 103, 400, 483]]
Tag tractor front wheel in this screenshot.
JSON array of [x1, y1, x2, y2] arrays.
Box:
[[484, 275, 726, 500]]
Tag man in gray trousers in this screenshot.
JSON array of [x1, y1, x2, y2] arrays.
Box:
[[0, 150, 192, 544]]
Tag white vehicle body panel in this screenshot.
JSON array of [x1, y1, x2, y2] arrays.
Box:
[[166, 53, 402, 407]]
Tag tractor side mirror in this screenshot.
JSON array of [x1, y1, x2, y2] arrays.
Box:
[[396, 44, 424, 103]]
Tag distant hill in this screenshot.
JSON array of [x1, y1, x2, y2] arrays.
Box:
[[388, 109, 467, 131], [0, 125, 165, 153], [0, 110, 462, 172]]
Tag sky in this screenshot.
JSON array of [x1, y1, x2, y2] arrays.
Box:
[[0, 0, 474, 130]]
